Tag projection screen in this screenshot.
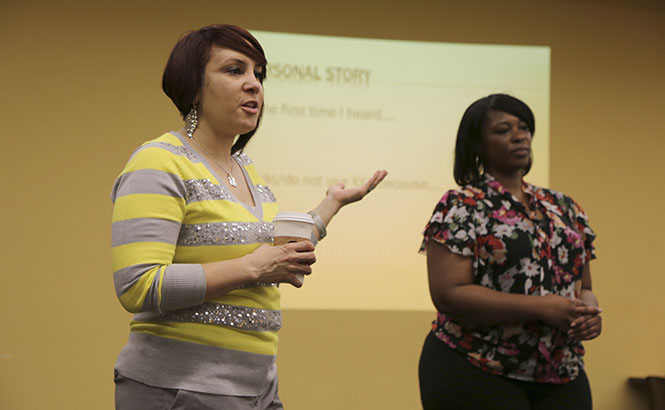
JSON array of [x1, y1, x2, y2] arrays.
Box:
[[246, 30, 550, 311]]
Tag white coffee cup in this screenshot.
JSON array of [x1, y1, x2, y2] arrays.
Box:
[[272, 212, 314, 284]]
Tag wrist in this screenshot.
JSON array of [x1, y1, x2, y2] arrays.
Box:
[[239, 252, 261, 282], [308, 210, 327, 240], [533, 294, 552, 322], [579, 289, 598, 307]]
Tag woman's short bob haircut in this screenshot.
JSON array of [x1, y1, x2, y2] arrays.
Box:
[[162, 24, 267, 154], [453, 93, 535, 186]]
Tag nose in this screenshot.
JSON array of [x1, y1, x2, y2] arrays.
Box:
[[512, 128, 531, 143], [243, 73, 262, 94]]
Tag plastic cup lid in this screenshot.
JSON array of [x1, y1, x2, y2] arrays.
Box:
[[273, 212, 314, 224]]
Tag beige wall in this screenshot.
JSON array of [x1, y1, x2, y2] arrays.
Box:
[[1, 0, 664, 409]]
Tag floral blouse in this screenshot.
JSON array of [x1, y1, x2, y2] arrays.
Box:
[[420, 173, 596, 383]]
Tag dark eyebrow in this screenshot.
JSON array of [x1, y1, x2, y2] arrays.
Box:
[[493, 119, 526, 128], [223, 58, 247, 66]]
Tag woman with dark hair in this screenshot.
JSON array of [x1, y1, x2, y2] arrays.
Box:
[[111, 24, 386, 410], [418, 94, 601, 410]]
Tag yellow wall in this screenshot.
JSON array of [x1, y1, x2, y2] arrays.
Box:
[[1, 0, 663, 409]]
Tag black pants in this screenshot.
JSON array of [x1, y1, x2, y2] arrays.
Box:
[[418, 332, 592, 410]]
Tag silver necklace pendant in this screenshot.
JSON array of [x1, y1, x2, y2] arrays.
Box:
[[227, 174, 238, 187]]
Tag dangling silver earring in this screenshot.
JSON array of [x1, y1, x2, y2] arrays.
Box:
[[185, 103, 198, 138]]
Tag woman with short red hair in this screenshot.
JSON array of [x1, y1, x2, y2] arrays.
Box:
[[111, 24, 386, 410]]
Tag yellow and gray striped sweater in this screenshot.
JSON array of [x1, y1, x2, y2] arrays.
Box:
[[111, 131, 280, 395]]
